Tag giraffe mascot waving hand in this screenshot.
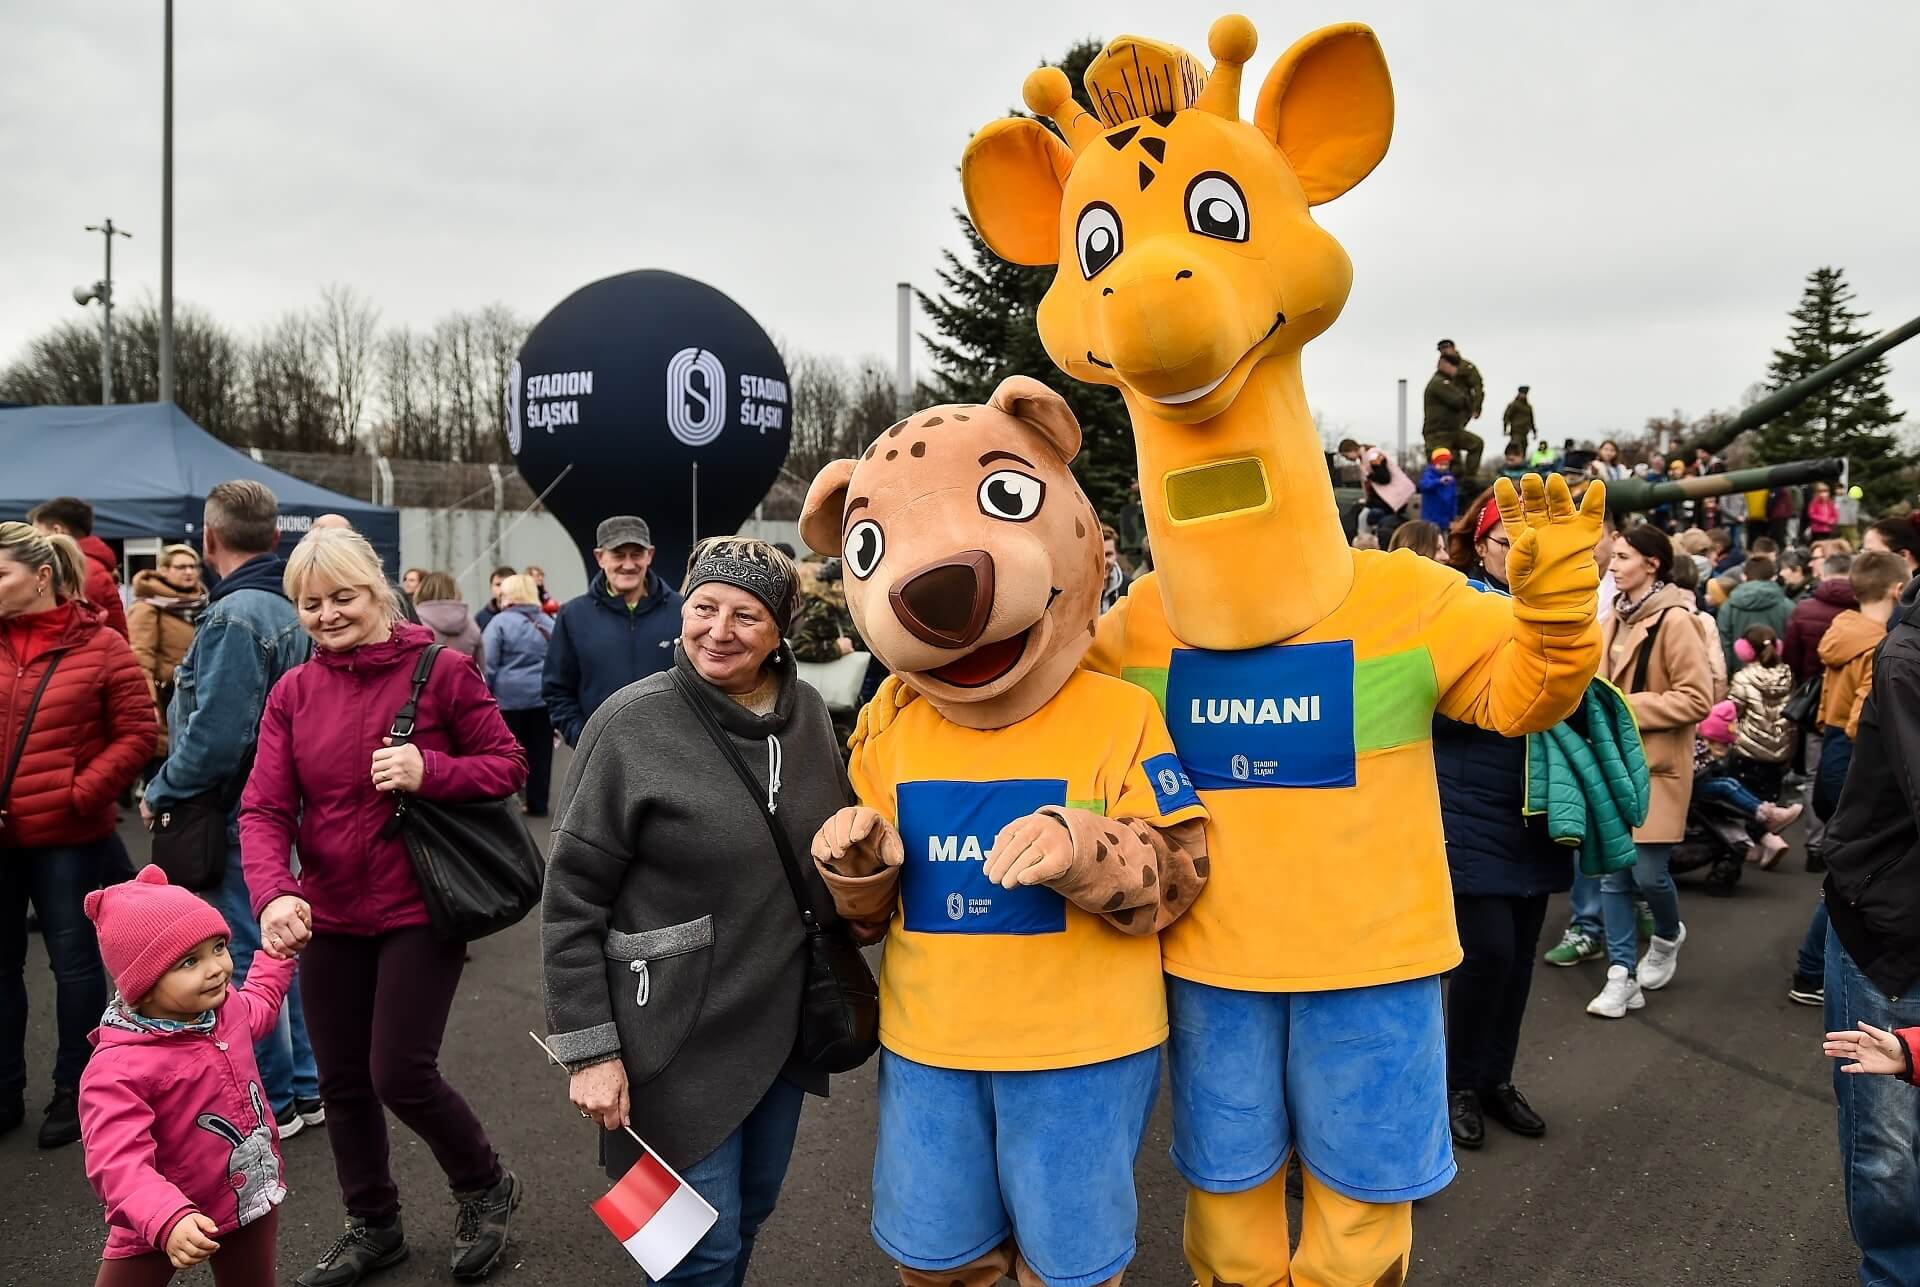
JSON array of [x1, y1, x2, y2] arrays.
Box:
[[961, 16, 1605, 1287]]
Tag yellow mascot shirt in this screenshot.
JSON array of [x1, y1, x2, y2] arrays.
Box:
[[850, 669, 1206, 1071], [1091, 551, 1538, 993]]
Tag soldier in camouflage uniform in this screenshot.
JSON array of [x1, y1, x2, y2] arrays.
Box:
[[1502, 384, 1535, 457], [790, 559, 863, 754], [1438, 338, 1484, 421], [1422, 356, 1482, 479]]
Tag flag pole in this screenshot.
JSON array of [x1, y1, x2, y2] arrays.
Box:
[[527, 1029, 651, 1149]]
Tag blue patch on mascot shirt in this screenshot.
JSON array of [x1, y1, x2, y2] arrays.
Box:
[[1143, 752, 1202, 815], [1164, 642, 1358, 790], [897, 779, 1069, 935]]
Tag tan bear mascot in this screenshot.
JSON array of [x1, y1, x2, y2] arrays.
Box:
[[799, 375, 1208, 1287]]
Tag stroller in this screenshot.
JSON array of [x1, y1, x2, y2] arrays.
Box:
[[1669, 790, 1757, 895]]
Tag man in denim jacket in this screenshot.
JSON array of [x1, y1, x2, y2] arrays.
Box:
[[142, 480, 319, 1138]]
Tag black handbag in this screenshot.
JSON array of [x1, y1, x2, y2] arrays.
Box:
[[669, 667, 879, 1075], [148, 742, 253, 892], [0, 654, 61, 836], [1784, 673, 1823, 731], [381, 644, 545, 942]]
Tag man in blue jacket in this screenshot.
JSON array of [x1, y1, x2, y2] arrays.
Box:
[[141, 480, 320, 1140], [543, 515, 682, 746]]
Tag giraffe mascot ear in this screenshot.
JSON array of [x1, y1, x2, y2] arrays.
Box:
[[1253, 23, 1394, 206], [960, 68, 1087, 266]]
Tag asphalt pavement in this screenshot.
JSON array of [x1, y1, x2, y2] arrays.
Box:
[[2, 766, 1858, 1285]]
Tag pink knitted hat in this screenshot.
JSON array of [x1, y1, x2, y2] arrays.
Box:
[[1699, 700, 1738, 746], [82, 866, 231, 1003]]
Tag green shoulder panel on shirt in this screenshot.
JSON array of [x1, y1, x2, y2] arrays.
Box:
[[1354, 647, 1439, 751], [1120, 666, 1169, 714]]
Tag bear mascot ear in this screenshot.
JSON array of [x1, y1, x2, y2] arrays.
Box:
[[987, 375, 1081, 464], [799, 457, 859, 557]]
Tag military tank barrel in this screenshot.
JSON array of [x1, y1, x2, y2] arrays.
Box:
[[1684, 313, 1920, 456], [1598, 457, 1847, 515]]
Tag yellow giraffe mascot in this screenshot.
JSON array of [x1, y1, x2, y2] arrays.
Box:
[[961, 16, 1605, 1286]]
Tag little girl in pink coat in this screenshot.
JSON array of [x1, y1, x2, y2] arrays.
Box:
[[78, 865, 295, 1284]]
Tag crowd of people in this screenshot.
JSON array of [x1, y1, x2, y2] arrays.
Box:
[[1372, 474, 1920, 1223], [3, 469, 1919, 1283], [0, 486, 715, 1284]]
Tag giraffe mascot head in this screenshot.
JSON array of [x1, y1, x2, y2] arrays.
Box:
[[962, 15, 1393, 649]]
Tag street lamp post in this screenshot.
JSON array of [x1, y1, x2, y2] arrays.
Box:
[[158, 0, 175, 404], [896, 282, 913, 415], [76, 219, 132, 405]]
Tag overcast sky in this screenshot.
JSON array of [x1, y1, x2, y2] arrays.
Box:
[[4, 1, 1917, 450]]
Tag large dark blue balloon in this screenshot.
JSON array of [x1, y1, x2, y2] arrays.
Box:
[[509, 269, 792, 585]]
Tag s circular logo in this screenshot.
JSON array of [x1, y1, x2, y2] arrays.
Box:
[[505, 360, 523, 455], [1231, 754, 1251, 781], [1156, 768, 1181, 797], [666, 347, 727, 447], [945, 892, 965, 922]]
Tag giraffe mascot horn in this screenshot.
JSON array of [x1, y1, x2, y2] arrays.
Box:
[[961, 15, 1607, 1286]]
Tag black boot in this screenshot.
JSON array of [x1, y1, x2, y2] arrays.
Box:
[[36, 1085, 80, 1148], [296, 1216, 409, 1287], [450, 1169, 521, 1280], [0, 1088, 23, 1135], [1482, 1083, 1547, 1137], [1448, 1088, 1485, 1150]]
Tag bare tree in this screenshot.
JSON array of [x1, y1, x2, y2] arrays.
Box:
[[474, 304, 528, 462], [784, 349, 855, 481], [245, 311, 335, 451], [781, 350, 899, 482], [0, 300, 245, 442], [320, 284, 380, 447]]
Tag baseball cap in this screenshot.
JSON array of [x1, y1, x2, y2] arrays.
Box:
[[595, 516, 653, 550]]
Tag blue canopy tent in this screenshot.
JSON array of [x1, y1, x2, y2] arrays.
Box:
[[0, 403, 399, 573]]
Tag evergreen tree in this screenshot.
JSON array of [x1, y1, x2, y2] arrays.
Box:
[[1752, 267, 1906, 509], [918, 39, 1140, 529]]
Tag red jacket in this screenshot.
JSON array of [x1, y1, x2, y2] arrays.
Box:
[[0, 601, 156, 849], [1783, 577, 1858, 681], [240, 624, 528, 935], [78, 535, 130, 640]]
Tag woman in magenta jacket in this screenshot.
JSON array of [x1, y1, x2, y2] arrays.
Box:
[[240, 526, 528, 1285]]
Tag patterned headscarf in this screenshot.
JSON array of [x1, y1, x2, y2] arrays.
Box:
[[685, 555, 797, 634]]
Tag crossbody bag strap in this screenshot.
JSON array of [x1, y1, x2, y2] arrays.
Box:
[[0, 653, 63, 822], [381, 644, 445, 835], [1629, 609, 1673, 694], [669, 668, 824, 931]]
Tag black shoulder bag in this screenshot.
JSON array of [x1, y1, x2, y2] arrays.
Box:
[[1784, 672, 1824, 731], [149, 740, 254, 892], [382, 644, 544, 942], [0, 655, 62, 836], [669, 667, 879, 1074]]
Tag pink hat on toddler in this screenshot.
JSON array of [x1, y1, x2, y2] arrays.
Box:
[[1699, 700, 1738, 746], [82, 866, 230, 1003]]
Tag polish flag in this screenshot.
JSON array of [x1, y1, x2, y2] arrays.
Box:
[[591, 1148, 718, 1277]]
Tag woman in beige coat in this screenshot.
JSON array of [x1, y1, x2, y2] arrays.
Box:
[[1588, 526, 1714, 1019], [125, 543, 205, 758]]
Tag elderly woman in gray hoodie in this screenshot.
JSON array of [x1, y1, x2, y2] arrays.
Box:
[[541, 537, 850, 1286]]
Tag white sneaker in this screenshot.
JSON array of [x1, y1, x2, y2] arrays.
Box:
[[1638, 922, 1687, 991], [1586, 964, 1645, 1018]]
